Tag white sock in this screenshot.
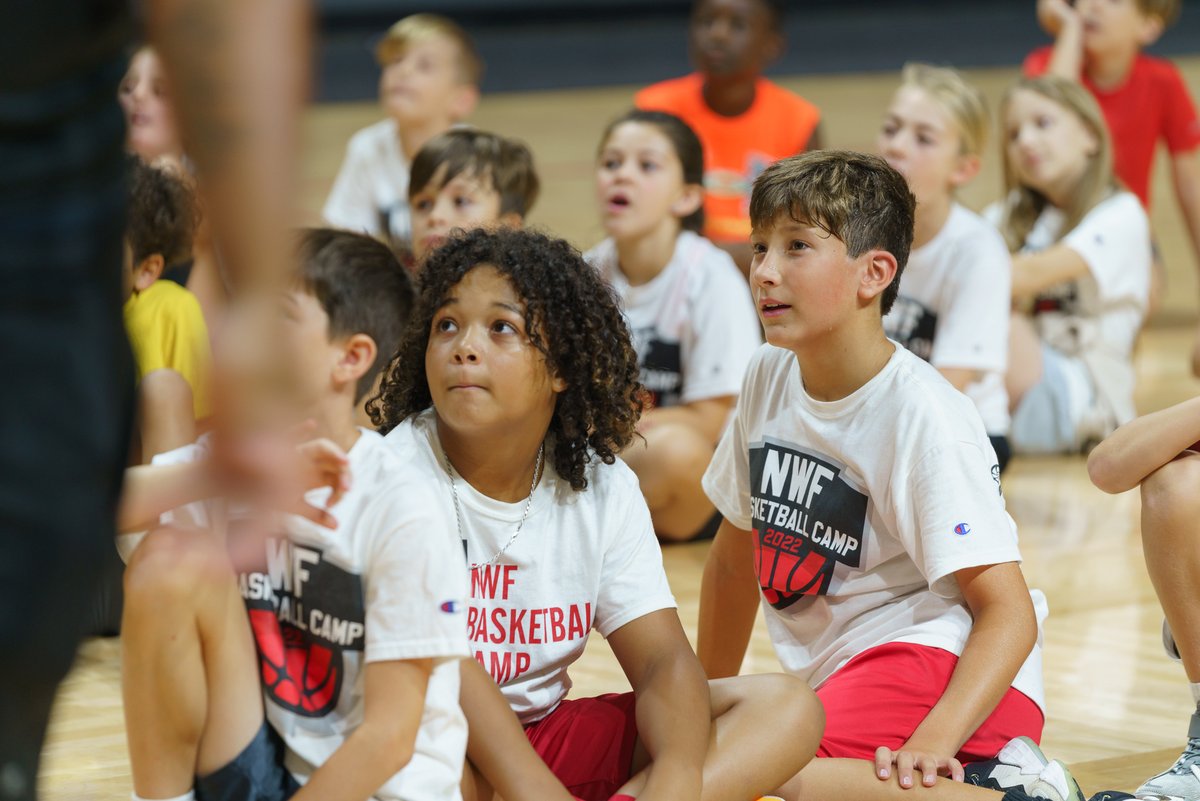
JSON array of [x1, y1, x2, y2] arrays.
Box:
[[1190, 681, 1200, 708], [132, 791, 195, 801]]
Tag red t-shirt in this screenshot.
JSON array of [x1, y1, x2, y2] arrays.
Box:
[[1024, 48, 1200, 207], [635, 73, 821, 243]]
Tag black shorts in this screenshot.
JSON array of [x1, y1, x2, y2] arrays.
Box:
[[195, 723, 301, 801]]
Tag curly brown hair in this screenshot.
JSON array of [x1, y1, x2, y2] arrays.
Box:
[[367, 227, 642, 491], [127, 157, 196, 266]]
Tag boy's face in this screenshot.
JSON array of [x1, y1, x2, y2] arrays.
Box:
[[278, 289, 343, 409], [1072, 0, 1164, 54], [689, 0, 779, 79], [410, 165, 508, 262], [425, 265, 564, 441], [878, 86, 974, 207], [749, 217, 877, 352], [379, 35, 475, 126]]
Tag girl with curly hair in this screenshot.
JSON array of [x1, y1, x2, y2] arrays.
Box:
[[370, 226, 820, 801]]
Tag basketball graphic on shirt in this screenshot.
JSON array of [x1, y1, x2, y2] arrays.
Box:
[[239, 540, 367, 719], [884, 296, 938, 362], [250, 609, 342, 716], [749, 442, 868, 608], [631, 326, 684, 409]]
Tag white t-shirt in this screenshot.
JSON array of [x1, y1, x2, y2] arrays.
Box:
[[585, 230, 761, 409], [323, 118, 412, 247], [702, 344, 1047, 711], [384, 409, 677, 725], [143, 430, 469, 801], [989, 191, 1151, 431], [883, 204, 1011, 435]]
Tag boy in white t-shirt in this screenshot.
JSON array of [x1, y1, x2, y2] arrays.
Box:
[[116, 228, 470, 801], [323, 14, 481, 255], [701, 152, 1081, 801]]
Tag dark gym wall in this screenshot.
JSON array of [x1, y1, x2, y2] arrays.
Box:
[[314, 0, 1200, 101]]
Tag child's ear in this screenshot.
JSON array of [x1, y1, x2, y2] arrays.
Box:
[[550, 373, 568, 394], [450, 84, 479, 121], [133, 254, 164, 292], [671, 184, 705, 220], [1137, 13, 1165, 46], [949, 153, 982, 189], [334, 333, 379, 389], [859, 249, 899, 306]]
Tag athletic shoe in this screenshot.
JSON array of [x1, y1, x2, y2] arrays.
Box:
[[965, 737, 1083, 801], [1085, 793, 1136, 800], [966, 736, 1051, 792], [1134, 737, 1200, 800]]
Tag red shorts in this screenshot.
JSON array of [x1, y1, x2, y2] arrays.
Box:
[[816, 642, 1044, 762], [524, 692, 639, 801]]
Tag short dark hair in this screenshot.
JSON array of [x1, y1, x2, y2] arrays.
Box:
[[127, 158, 196, 267], [369, 227, 642, 492], [749, 151, 915, 315], [692, 0, 784, 26], [599, 109, 705, 234], [296, 228, 416, 402], [409, 128, 540, 219]]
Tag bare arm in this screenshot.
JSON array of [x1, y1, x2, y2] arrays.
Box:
[[1172, 152, 1200, 272], [117, 461, 218, 533], [293, 659, 432, 801], [937, 368, 984, 393], [1011, 244, 1091, 300], [609, 609, 710, 801], [697, 519, 760, 678], [1040, 0, 1084, 79], [458, 659, 575, 801], [1088, 396, 1200, 493], [640, 396, 734, 443], [878, 562, 1037, 789]]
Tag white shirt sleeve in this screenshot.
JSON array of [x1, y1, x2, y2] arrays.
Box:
[[323, 130, 385, 238], [927, 231, 1011, 373], [1061, 193, 1151, 306], [592, 476, 677, 638], [681, 251, 762, 404], [897, 437, 1021, 599], [362, 495, 469, 663]]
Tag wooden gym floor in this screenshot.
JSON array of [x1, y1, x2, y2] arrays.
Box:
[[39, 60, 1200, 799]]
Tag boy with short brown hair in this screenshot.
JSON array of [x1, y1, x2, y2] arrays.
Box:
[[700, 151, 1076, 801], [323, 14, 482, 254]]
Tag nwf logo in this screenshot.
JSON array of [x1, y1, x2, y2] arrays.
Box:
[[749, 443, 868, 607]]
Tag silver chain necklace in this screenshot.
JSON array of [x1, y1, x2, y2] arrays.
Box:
[[443, 442, 544, 571]]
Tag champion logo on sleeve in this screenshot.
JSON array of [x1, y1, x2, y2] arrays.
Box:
[[953, 523, 971, 536], [440, 600, 463, 614]]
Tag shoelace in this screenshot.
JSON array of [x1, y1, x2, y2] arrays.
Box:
[[1165, 739, 1200, 776]]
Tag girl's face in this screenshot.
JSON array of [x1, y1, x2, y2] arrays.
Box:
[[596, 121, 696, 242], [1004, 88, 1099, 207], [878, 85, 973, 207], [118, 48, 183, 162], [426, 265, 565, 441]]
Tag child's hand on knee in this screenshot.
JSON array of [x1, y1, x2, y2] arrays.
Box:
[[874, 744, 965, 789]]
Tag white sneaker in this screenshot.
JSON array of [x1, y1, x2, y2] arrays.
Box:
[[1135, 738, 1200, 800]]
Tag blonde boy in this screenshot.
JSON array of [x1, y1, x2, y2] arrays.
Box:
[[323, 14, 481, 252]]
